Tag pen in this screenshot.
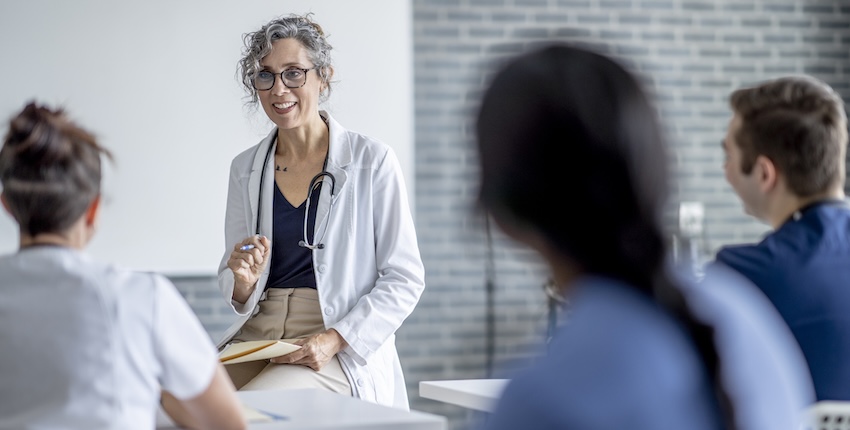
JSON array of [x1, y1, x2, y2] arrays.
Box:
[[255, 408, 289, 421], [240, 244, 255, 251]]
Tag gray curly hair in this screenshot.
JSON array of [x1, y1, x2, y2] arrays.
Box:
[[238, 13, 334, 106]]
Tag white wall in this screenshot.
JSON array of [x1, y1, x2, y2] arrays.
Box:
[[0, 0, 413, 275]]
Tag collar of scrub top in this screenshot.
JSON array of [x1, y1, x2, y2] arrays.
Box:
[[788, 198, 849, 222]]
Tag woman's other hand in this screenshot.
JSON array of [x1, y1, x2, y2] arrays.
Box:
[[227, 235, 271, 303], [270, 329, 348, 371]]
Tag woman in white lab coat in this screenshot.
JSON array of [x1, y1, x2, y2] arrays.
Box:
[[216, 13, 425, 409]]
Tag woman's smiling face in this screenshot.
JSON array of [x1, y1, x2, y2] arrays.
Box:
[[257, 38, 323, 131]]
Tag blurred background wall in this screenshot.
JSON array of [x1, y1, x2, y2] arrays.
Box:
[[170, 1, 850, 429]]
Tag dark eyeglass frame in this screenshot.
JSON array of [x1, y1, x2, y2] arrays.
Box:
[[253, 67, 317, 91]]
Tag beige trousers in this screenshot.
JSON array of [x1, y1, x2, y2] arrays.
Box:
[[224, 288, 352, 396]]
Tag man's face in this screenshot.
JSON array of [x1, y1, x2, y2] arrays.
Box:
[[723, 114, 765, 220]]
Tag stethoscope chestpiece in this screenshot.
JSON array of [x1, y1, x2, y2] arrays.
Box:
[[298, 240, 325, 250]]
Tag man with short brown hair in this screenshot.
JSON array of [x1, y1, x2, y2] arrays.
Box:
[[715, 75, 850, 401]]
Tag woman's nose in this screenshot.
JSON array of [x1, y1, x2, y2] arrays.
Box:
[[271, 76, 290, 96]]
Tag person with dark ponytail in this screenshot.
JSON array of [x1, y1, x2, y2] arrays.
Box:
[[474, 44, 814, 429], [0, 102, 246, 430]]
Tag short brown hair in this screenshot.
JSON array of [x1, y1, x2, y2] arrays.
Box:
[[0, 102, 112, 236], [729, 75, 848, 197]]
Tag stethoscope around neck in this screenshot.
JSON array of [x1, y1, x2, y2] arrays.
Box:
[[256, 134, 336, 250]]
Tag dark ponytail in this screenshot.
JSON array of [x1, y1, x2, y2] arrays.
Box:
[[0, 102, 112, 236]]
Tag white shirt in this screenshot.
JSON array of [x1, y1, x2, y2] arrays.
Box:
[[0, 247, 218, 430], [217, 112, 425, 409]]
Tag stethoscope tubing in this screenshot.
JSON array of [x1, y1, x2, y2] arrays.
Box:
[[255, 135, 336, 248]]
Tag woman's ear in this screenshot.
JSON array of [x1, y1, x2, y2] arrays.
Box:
[[82, 195, 102, 245], [0, 192, 16, 221], [0, 192, 9, 216], [321, 66, 335, 93], [84, 195, 101, 228]]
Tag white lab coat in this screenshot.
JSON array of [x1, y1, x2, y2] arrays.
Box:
[[216, 111, 425, 409]]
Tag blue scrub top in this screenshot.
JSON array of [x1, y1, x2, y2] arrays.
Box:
[[716, 200, 850, 400], [266, 182, 321, 289], [479, 275, 723, 430]]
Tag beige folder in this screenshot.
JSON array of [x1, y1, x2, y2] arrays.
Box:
[[219, 340, 301, 365]]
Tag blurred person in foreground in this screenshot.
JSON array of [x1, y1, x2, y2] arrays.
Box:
[[0, 102, 245, 430], [713, 75, 850, 401], [474, 43, 814, 430]]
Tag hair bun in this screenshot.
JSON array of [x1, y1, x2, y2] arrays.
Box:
[[5, 102, 76, 166], [1, 101, 111, 236]]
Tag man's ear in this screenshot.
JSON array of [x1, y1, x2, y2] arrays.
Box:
[[84, 195, 101, 227], [754, 155, 778, 193]]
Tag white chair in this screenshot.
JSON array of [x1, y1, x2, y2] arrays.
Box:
[[801, 401, 850, 430]]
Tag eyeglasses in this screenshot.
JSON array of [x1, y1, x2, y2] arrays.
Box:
[[253, 67, 316, 91]]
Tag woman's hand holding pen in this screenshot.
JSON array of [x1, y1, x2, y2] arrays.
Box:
[[227, 235, 271, 303], [270, 329, 348, 371]]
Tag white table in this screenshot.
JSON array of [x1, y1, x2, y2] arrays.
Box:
[[419, 379, 509, 413], [157, 388, 447, 429]]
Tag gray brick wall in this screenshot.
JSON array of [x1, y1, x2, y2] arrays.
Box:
[[169, 276, 238, 343], [173, 2, 850, 430]]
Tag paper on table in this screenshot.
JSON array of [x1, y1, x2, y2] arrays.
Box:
[[219, 340, 301, 365]]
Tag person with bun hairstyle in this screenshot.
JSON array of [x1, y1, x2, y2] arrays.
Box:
[[216, 13, 424, 408], [0, 102, 246, 430], [474, 44, 814, 429]]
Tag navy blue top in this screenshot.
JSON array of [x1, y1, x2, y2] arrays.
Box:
[[266, 182, 320, 289], [716, 200, 850, 400]]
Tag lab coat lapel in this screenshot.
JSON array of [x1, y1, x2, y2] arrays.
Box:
[[314, 112, 350, 231]]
